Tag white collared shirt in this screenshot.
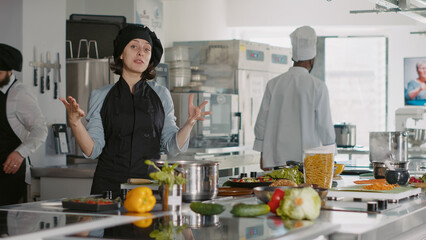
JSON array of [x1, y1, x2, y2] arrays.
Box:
[[253, 67, 336, 168], [1, 74, 48, 161]]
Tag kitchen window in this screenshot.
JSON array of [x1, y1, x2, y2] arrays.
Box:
[[323, 36, 388, 162]]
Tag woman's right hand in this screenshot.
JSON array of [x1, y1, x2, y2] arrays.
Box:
[[59, 96, 86, 126]]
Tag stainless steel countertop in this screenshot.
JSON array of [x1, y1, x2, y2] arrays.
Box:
[[1, 176, 425, 239], [31, 152, 261, 179]]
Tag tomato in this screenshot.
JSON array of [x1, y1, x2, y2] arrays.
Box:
[[267, 188, 285, 214], [409, 176, 423, 183]]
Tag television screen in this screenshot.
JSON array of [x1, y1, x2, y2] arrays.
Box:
[[404, 57, 426, 105]]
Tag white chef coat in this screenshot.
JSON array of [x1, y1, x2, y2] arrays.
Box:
[[0, 74, 48, 183], [253, 67, 335, 168]]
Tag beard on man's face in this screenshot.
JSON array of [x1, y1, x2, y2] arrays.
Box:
[[0, 73, 11, 88]]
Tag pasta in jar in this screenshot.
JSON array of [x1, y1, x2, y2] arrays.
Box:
[[303, 153, 334, 189]]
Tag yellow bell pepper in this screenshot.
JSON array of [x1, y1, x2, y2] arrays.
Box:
[[124, 187, 156, 213], [126, 212, 153, 228]]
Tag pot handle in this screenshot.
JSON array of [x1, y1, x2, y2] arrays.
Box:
[[174, 167, 185, 174]]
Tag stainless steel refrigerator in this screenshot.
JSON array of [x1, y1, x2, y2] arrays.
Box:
[[173, 40, 292, 148], [66, 58, 117, 156]]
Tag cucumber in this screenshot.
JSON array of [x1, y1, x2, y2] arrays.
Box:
[[190, 202, 225, 216], [231, 203, 270, 217]]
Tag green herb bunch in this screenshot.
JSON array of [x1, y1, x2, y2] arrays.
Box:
[[145, 160, 187, 190]]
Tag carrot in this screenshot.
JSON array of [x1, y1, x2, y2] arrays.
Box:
[[354, 179, 386, 185], [361, 183, 399, 191]]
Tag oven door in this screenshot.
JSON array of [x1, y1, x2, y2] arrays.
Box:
[[199, 93, 239, 137]]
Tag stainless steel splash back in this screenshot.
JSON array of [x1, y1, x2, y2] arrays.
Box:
[[369, 131, 408, 163]]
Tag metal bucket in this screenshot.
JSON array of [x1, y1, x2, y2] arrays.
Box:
[[369, 131, 408, 163]]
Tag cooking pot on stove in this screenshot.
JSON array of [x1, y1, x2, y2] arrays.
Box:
[[156, 160, 219, 202], [334, 122, 356, 147]]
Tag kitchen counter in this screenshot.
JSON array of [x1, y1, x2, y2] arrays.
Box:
[[1, 176, 425, 240], [30, 152, 261, 200], [31, 151, 261, 179]]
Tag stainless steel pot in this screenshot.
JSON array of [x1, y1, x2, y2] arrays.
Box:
[[334, 122, 356, 147], [373, 161, 409, 179], [156, 160, 219, 202], [369, 131, 408, 163], [183, 210, 221, 228]]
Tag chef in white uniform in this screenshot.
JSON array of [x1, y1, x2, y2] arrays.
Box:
[[253, 26, 335, 170]]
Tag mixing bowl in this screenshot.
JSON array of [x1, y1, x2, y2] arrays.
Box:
[[407, 128, 426, 146]]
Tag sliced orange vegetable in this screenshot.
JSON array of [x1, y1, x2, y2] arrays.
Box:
[[124, 187, 156, 213]]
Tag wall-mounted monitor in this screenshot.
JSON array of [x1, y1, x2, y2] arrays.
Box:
[[404, 57, 426, 106]]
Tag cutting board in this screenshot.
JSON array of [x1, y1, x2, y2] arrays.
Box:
[[328, 185, 422, 200], [218, 187, 253, 196]]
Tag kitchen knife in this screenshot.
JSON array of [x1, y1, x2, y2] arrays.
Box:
[[127, 178, 153, 184], [40, 54, 44, 94], [33, 46, 38, 87], [53, 52, 61, 99], [46, 52, 51, 91]]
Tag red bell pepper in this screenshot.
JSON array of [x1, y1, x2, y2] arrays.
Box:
[[267, 188, 285, 214]]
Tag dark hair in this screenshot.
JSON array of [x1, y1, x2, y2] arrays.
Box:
[[110, 57, 157, 80]]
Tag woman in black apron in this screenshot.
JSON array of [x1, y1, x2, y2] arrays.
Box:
[[60, 24, 210, 198]]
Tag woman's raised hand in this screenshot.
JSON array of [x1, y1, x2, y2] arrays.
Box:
[[59, 96, 86, 126], [186, 93, 211, 126]]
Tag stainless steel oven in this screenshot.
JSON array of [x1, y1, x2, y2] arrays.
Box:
[[171, 92, 240, 148]]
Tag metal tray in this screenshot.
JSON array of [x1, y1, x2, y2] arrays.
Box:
[[62, 200, 120, 212]]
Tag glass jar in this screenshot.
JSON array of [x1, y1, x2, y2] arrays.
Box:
[[161, 184, 182, 212], [303, 146, 335, 189]]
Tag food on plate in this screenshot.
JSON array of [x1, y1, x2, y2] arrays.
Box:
[[409, 173, 426, 183], [269, 179, 298, 187], [265, 167, 304, 185], [304, 153, 334, 189], [298, 183, 313, 188], [361, 183, 399, 191], [231, 176, 274, 183], [354, 179, 386, 185], [276, 187, 321, 221], [267, 188, 285, 214], [190, 202, 225, 216], [63, 197, 116, 205], [231, 203, 270, 217], [124, 187, 156, 213]]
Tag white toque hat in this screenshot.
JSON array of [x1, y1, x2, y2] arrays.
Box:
[[290, 26, 317, 62]]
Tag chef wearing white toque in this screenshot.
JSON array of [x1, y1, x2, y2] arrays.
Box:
[[253, 26, 336, 170]]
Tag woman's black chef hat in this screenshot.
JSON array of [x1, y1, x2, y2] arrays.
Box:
[[113, 24, 163, 68], [0, 43, 23, 72]]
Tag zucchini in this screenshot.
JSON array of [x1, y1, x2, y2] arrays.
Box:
[[190, 202, 225, 216], [231, 203, 270, 217]]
